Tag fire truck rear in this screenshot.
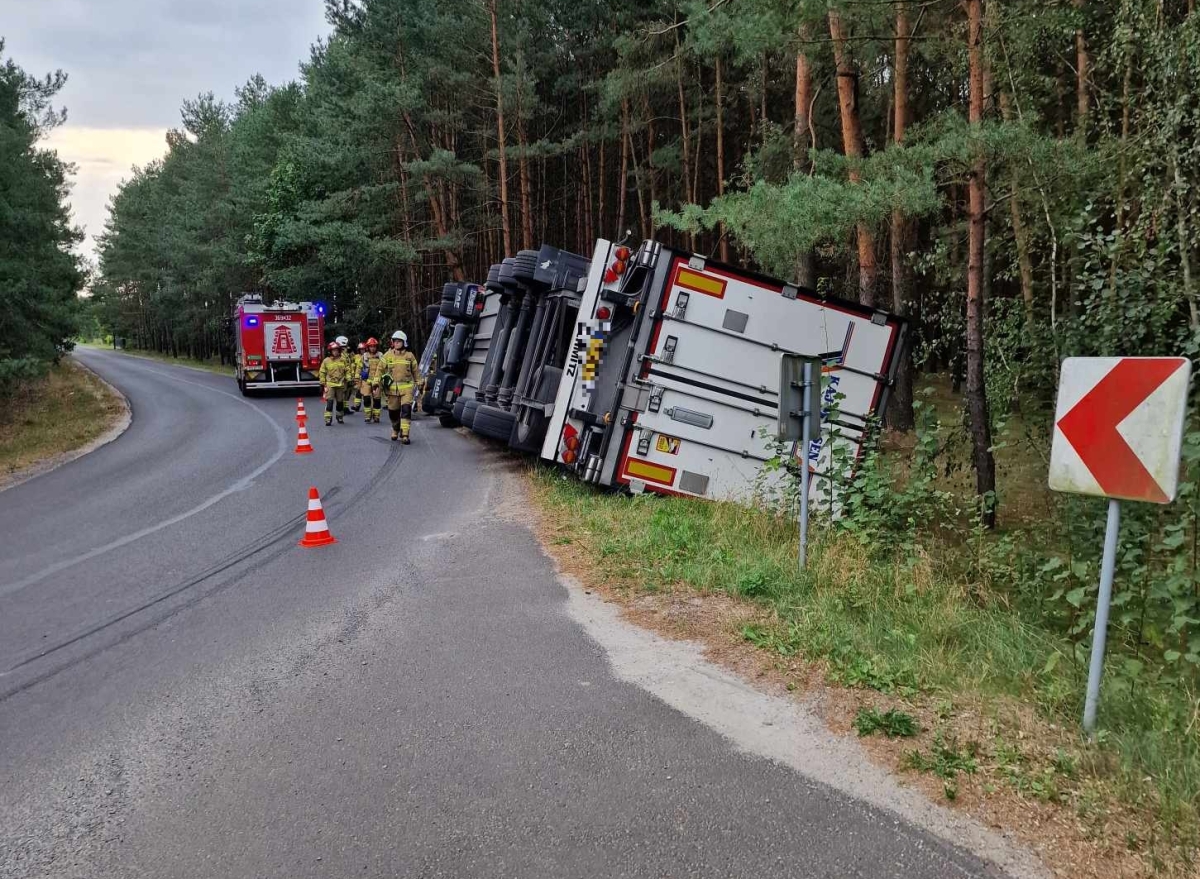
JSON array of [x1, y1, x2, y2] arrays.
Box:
[[234, 294, 326, 395]]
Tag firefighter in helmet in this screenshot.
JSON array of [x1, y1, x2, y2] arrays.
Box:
[[335, 335, 357, 416], [318, 340, 350, 425], [360, 337, 384, 423], [380, 329, 419, 443], [350, 342, 366, 412]]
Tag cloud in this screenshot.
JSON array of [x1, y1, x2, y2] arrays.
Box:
[[6, 0, 330, 258], [43, 127, 169, 256], [4, 1, 329, 128]]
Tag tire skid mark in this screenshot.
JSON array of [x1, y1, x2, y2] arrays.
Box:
[[0, 359, 289, 600], [0, 440, 410, 702]]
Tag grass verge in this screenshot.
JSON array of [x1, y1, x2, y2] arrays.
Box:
[[80, 343, 233, 376], [0, 360, 126, 480], [529, 467, 1198, 878]]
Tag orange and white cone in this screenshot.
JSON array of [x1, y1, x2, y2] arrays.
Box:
[[294, 422, 314, 455], [296, 398, 307, 422], [299, 486, 337, 547]]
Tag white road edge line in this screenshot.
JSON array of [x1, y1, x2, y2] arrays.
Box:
[[0, 354, 289, 599]]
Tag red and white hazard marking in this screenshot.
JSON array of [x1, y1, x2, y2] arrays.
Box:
[[1049, 356, 1192, 504]]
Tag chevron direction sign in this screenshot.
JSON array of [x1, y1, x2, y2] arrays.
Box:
[[1050, 357, 1192, 504]]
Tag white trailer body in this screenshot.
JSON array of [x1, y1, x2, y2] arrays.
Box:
[[540, 240, 906, 504]]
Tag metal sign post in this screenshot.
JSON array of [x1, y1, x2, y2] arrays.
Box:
[[1048, 356, 1191, 735], [799, 360, 814, 570], [1083, 498, 1120, 734], [778, 354, 821, 570]]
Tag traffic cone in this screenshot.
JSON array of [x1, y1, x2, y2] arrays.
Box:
[[299, 486, 337, 547], [295, 399, 307, 423], [294, 422, 314, 455]]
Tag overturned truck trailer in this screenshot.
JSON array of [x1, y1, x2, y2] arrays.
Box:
[[541, 239, 907, 502], [432, 239, 907, 504]]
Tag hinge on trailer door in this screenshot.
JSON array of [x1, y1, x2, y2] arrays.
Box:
[[648, 385, 665, 413], [661, 335, 678, 364], [871, 310, 888, 326], [688, 255, 706, 271], [671, 292, 690, 319], [782, 284, 799, 301], [620, 383, 651, 413]]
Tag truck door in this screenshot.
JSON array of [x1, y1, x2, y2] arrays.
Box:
[[614, 255, 905, 503]]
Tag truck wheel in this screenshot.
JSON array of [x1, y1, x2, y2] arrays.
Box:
[[511, 250, 540, 285], [509, 408, 548, 452], [460, 399, 480, 429], [473, 405, 517, 442], [438, 412, 460, 428]]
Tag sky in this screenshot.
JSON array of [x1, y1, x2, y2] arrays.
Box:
[[3, 0, 331, 260]]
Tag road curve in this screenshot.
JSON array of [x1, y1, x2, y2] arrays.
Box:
[[0, 350, 1024, 879]]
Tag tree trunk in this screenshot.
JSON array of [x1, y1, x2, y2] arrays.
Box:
[[887, 1, 915, 431], [582, 143, 594, 248], [1173, 153, 1200, 332], [617, 98, 630, 234], [998, 92, 1035, 323], [1074, 0, 1089, 138], [675, 32, 695, 251], [829, 11, 878, 306], [518, 118, 534, 251], [967, 0, 997, 528], [644, 92, 657, 233], [792, 27, 815, 287], [487, 0, 512, 256], [716, 54, 730, 263], [598, 137, 607, 241]]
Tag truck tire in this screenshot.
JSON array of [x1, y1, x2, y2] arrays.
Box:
[[460, 398, 480, 429], [438, 412, 460, 428], [473, 404, 517, 442], [511, 250, 541, 285], [508, 366, 561, 453]]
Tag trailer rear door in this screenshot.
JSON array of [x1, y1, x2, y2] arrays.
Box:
[[543, 242, 906, 505], [612, 254, 905, 503]]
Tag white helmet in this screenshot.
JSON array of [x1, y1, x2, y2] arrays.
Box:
[[335, 335, 349, 347], [391, 330, 407, 345]]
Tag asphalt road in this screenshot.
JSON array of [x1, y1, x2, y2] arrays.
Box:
[[0, 349, 1020, 879]]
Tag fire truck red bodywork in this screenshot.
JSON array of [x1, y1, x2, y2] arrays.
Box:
[[234, 294, 325, 394]]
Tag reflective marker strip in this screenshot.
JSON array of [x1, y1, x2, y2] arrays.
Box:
[[675, 267, 726, 299], [308, 500, 322, 512], [623, 458, 677, 486]]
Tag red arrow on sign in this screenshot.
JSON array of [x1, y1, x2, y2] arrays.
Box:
[[1056, 358, 1187, 503]]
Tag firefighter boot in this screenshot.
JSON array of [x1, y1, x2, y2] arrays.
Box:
[[390, 429, 398, 442]]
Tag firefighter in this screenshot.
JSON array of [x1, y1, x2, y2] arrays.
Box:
[[380, 330, 419, 443], [350, 342, 366, 412], [335, 336, 356, 415], [360, 337, 384, 423], [318, 340, 350, 425]]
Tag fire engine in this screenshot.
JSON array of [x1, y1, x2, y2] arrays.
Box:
[[233, 294, 326, 395]]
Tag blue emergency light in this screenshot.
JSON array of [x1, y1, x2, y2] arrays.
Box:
[[246, 316, 259, 327]]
